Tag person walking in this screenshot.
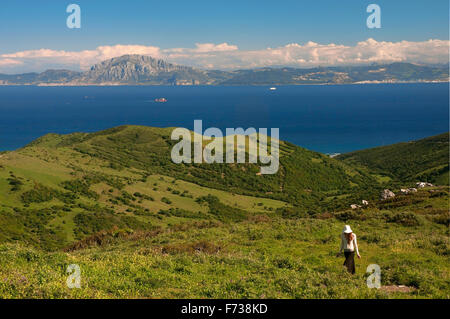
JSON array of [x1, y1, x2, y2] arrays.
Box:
[[336, 225, 360, 274]]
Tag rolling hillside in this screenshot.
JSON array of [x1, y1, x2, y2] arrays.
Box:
[[0, 127, 448, 298], [337, 132, 449, 185], [0, 125, 375, 250]]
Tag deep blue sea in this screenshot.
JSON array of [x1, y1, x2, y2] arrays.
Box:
[[0, 83, 448, 154]]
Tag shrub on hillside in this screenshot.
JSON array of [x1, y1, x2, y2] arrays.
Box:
[[7, 177, 23, 191], [384, 211, 420, 226], [196, 195, 247, 222], [276, 207, 308, 219], [21, 184, 57, 204]]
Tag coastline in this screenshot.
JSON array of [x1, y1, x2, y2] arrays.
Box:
[[0, 79, 448, 87]]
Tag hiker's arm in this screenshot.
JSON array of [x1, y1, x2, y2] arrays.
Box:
[[354, 235, 360, 258], [337, 234, 344, 255]]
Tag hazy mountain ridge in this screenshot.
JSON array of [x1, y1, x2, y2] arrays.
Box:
[[78, 55, 224, 85], [0, 55, 447, 85]]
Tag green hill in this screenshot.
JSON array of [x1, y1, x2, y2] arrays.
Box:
[[0, 127, 448, 298], [26, 125, 377, 203], [0, 125, 375, 250], [337, 133, 449, 185]]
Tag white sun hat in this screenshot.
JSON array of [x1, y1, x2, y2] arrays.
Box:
[[343, 225, 353, 233]]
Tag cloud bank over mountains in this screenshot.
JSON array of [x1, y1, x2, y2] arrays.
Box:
[[0, 38, 448, 73]]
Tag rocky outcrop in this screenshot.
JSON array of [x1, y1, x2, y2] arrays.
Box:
[[351, 200, 368, 209], [400, 188, 418, 194], [381, 189, 395, 200], [416, 182, 434, 188]]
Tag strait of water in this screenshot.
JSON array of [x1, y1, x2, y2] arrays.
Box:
[[0, 83, 448, 153]]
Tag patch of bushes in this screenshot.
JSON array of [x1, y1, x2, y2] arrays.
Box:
[[21, 184, 58, 204], [384, 211, 420, 226], [73, 211, 151, 239], [334, 210, 360, 221], [161, 240, 222, 255], [133, 192, 154, 201], [432, 212, 450, 226], [276, 206, 308, 219], [196, 195, 247, 222], [61, 179, 99, 200], [7, 176, 23, 191], [157, 208, 210, 219]]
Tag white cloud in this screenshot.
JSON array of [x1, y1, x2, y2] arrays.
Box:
[[187, 38, 448, 70], [165, 42, 238, 54], [0, 45, 162, 73], [0, 58, 23, 67], [0, 39, 448, 73]]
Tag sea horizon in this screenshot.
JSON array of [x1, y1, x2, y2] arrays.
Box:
[[0, 82, 448, 154]]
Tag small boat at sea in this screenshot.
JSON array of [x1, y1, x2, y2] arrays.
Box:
[[269, 87, 277, 90], [155, 98, 167, 103]]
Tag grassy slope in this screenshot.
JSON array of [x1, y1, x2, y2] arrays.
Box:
[[0, 126, 448, 298], [63, 125, 373, 198], [2, 125, 368, 250], [337, 133, 449, 185], [0, 146, 288, 250], [0, 187, 448, 298]]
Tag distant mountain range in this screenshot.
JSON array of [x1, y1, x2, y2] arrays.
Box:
[[0, 54, 448, 86]]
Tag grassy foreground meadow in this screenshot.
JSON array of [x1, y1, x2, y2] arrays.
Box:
[[0, 126, 448, 298], [1, 213, 449, 299]]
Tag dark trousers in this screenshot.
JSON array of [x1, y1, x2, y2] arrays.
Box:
[[343, 251, 355, 274]]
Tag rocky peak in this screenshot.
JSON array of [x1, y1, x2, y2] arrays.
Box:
[[83, 54, 195, 83]]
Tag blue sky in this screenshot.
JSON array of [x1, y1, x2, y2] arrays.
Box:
[[0, 0, 448, 72]]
